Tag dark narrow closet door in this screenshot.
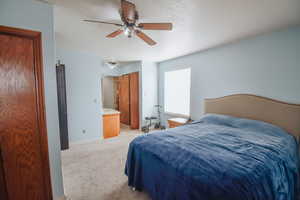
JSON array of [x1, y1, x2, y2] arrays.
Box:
[[56, 64, 69, 150]]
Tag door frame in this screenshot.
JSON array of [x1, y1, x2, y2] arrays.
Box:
[[0, 25, 53, 200]]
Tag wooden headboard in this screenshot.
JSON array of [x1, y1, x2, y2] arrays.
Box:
[[204, 94, 300, 139]]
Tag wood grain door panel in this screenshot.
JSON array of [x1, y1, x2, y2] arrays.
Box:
[[0, 146, 8, 200], [119, 75, 130, 125], [129, 72, 139, 129], [0, 26, 52, 200]]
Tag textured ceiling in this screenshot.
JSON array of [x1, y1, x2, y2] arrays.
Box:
[[51, 0, 300, 62]]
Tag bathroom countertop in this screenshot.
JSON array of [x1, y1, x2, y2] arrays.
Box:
[[102, 108, 120, 115]]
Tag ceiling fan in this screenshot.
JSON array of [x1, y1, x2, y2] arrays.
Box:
[[83, 0, 173, 46]]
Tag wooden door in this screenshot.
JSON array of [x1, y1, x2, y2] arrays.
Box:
[[129, 72, 139, 129], [56, 64, 69, 150], [0, 148, 8, 200], [0, 26, 53, 200], [119, 75, 130, 125]]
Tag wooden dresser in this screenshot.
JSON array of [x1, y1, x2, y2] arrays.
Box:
[[168, 118, 189, 128], [103, 109, 120, 139]]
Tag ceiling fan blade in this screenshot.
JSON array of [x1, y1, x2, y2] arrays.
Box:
[[83, 20, 123, 27], [106, 29, 124, 38], [138, 23, 173, 30], [135, 30, 157, 46], [121, 0, 137, 24]]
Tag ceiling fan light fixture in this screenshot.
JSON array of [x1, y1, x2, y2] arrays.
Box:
[[124, 26, 133, 38], [84, 0, 173, 45], [124, 27, 130, 36]]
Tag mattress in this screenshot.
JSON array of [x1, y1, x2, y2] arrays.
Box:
[[125, 114, 300, 200]]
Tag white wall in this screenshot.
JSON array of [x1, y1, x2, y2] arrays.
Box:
[[158, 27, 300, 125], [0, 0, 64, 199], [141, 61, 158, 126], [119, 61, 142, 75], [102, 77, 115, 109], [56, 49, 103, 143], [101, 64, 121, 77]]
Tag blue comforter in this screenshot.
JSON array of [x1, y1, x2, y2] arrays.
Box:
[[125, 114, 299, 200]]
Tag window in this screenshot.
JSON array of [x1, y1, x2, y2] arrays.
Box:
[[164, 68, 191, 116]]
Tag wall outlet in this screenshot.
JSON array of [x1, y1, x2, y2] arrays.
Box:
[[82, 129, 86, 134]]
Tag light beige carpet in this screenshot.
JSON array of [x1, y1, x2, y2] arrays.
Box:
[[61, 128, 151, 200]]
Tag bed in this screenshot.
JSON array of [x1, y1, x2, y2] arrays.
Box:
[[125, 94, 300, 200]]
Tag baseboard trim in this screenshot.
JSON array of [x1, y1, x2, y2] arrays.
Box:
[[55, 195, 67, 200], [69, 138, 101, 146]]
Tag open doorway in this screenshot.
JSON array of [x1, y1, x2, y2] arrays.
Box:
[[60, 69, 144, 200], [101, 72, 140, 139]]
